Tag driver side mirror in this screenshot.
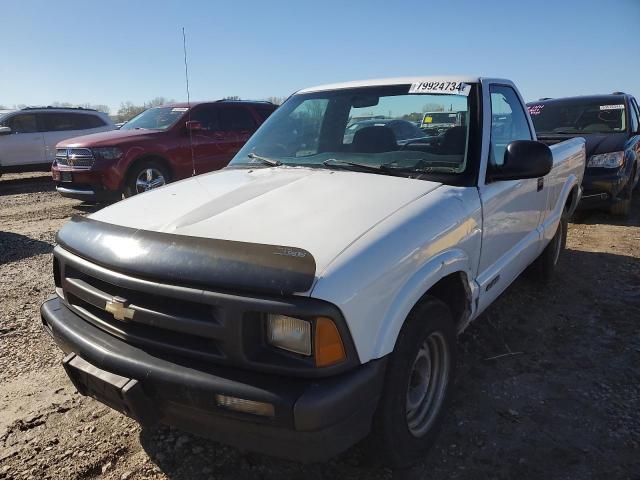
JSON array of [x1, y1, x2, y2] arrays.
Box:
[[185, 120, 203, 133], [488, 140, 552, 181], [0, 126, 12, 136]]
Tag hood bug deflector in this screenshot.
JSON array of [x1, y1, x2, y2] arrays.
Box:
[[56, 216, 316, 295]]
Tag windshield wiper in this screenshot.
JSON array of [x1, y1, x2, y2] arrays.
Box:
[[322, 158, 408, 177], [247, 153, 282, 166]]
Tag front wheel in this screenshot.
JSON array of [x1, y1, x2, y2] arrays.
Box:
[[124, 160, 171, 198], [609, 172, 634, 217], [369, 297, 456, 468]]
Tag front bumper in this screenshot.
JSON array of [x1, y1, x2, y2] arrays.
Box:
[[52, 165, 120, 202], [578, 167, 631, 210], [41, 297, 386, 462]]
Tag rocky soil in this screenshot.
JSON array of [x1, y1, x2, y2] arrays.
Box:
[[1, 172, 639, 479]]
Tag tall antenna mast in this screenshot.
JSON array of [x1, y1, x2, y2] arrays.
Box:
[[182, 27, 195, 176]]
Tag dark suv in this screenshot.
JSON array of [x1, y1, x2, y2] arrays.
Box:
[[527, 93, 640, 216], [52, 100, 276, 202]]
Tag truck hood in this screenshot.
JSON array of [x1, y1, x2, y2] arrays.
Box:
[[57, 128, 161, 148], [89, 166, 442, 280]]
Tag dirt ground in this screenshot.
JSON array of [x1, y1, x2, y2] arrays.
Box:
[[1, 172, 639, 480]]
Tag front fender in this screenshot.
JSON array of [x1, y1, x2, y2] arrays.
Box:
[[371, 249, 476, 358]]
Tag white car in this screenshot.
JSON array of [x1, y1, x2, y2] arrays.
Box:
[[0, 107, 114, 175], [42, 76, 585, 468]]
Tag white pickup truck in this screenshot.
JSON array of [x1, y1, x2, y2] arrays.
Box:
[[41, 76, 585, 467]]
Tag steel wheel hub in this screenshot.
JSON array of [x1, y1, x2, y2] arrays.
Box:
[[406, 331, 450, 437]]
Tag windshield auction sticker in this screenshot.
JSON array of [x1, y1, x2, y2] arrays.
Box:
[[409, 81, 471, 96], [528, 104, 544, 116], [171, 107, 189, 112], [599, 104, 625, 110]]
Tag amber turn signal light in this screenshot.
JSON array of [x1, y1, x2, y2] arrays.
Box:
[[314, 317, 346, 367]]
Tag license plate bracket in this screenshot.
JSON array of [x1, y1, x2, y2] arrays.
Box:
[[60, 171, 73, 183], [62, 353, 157, 425]]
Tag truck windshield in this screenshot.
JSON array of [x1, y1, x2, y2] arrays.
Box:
[[120, 106, 187, 131], [230, 84, 473, 178], [528, 99, 627, 134]]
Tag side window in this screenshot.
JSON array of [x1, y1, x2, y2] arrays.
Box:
[[45, 113, 79, 131], [42, 112, 105, 131], [190, 105, 220, 131], [5, 114, 39, 133], [489, 85, 532, 166], [218, 107, 257, 131], [629, 99, 639, 133]]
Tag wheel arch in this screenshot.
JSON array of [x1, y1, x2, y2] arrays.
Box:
[[371, 249, 476, 359]]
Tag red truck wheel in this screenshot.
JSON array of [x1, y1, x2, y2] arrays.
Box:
[[124, 161, 172, 197]]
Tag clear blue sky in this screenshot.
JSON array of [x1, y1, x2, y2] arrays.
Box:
[[1, 0, 638, 114]]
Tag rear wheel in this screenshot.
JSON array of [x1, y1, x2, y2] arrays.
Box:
[[534, 211, 567, 283], [124, 160, 171, 198], [369, 297, 456, 468]]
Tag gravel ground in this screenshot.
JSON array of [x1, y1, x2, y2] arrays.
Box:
[[1, 172, 639, 480]]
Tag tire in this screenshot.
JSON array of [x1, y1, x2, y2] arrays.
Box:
[[609, 172, 634, 217], [369, 297, 456, 468], [535, 212, 567, 283], [124, 160, 171, 198]]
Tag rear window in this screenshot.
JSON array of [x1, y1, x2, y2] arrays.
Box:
[[528, 99, 627, 134]]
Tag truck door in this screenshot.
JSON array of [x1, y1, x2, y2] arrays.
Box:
[[476, 85, 547, 312], [0, 113, 45, 167]]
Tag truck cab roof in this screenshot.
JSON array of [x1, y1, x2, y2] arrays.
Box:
[[298, 76, 510, 93]]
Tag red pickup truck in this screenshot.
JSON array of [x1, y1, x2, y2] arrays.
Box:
[[52, 100, 276, 202]]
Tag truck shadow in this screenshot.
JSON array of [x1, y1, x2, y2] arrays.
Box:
[[0, 173, 54, 196], [137, 246, 640, 480], [571, 192, 640, 227], [0, 231, 53, 264]]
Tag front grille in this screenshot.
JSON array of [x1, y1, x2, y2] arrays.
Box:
[[56, 148, 95, 168], [53, 245, 355, 377], [61, 263, 232, 364]]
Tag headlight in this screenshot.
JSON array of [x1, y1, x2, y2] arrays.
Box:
[[587, 151, 624, 168], [266, 314, 346, 367], [92, 147, 123, 161], [267, 314, 312, 355]]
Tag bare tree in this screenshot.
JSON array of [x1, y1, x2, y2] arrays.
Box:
[[146, 97, 173, 108], [117, 102, 146, 122], [266, 96, 286, 105], [422, 103, 444, 113]]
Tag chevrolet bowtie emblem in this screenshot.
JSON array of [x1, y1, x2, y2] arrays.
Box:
[[105, 296, 135, 321]]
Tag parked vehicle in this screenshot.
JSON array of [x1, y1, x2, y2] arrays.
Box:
[[41, 77, 585, 467], [420, 111, 458, 133], [0, 107, 114, 176], [527, 93, 640, 216], [52, 100, 276, 202], [343, 118, 427, 145]]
